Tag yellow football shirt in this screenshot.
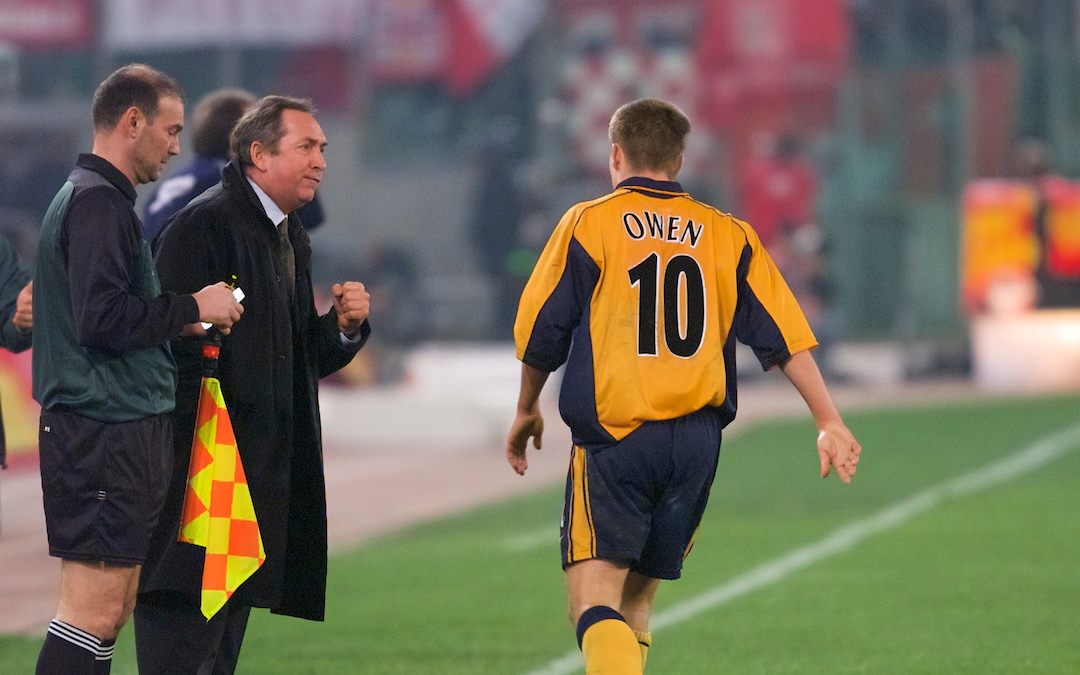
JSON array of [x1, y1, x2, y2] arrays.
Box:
[[515, 177, 817, 448]]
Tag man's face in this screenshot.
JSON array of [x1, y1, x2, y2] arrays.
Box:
[[132, 95, 183, 185], [258, 109, 327, 214]]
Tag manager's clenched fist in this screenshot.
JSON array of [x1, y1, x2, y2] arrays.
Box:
[[332, 281, 369, 338]]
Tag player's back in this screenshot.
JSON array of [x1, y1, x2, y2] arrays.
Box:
[[516, 177, 815, 449]]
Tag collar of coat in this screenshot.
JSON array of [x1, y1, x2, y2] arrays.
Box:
[[223, 160, 291, 235]]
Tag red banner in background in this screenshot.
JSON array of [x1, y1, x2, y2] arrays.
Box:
[[0, 0, 93, 48], [368, 0, 448, 81], [366, 0, 548, 94], [554, 0, 847, 179], [444, 0, 550, 94], [694, 0, 849, 130], [443, 0, 502, 95], [102, 0, 369, 49]]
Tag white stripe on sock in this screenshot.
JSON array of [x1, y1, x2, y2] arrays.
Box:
[[48, 620, 110, 656]]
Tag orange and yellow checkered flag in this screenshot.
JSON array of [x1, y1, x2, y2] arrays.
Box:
[[178, 374, 265, 619]]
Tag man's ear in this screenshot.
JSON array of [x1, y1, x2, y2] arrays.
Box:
[[249, 141, 266, 172], [120, 106, 142, 138], [610, 142, 623, 172]]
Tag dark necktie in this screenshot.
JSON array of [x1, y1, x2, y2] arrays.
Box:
[[277, 217, 296, 304]]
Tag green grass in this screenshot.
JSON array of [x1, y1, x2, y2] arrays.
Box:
[[4, 393, 1080, 674]]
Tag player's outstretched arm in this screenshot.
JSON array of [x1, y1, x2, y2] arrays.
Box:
[[778, 349, 861, 484], [506, 363, 550, 476]]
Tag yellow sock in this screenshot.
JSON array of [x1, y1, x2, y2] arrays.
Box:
[[633, 630, 652, 669], [577, 607, 642, 675]]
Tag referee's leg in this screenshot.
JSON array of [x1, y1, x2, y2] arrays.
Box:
[[36, 560, 137, 674]]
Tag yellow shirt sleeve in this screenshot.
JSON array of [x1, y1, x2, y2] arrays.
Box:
[[514, 204, 602, 372], [732, 219, 818, 368]]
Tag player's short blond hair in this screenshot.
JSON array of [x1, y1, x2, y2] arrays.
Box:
[[608, 99, 690, 176]]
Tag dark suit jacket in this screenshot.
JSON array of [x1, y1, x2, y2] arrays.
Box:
[[140, 161, 368, 620]]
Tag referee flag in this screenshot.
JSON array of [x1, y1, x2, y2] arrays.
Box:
[[178, 374, 265, 619]]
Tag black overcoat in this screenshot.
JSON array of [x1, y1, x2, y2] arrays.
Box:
[[139, 161, 368, 620]]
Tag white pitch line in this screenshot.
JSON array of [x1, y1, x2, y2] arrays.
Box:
[[503, 527, 557, 552], [521, 421, 1080, 675]]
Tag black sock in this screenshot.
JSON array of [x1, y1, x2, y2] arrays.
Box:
[[36, 620, 108, 675]]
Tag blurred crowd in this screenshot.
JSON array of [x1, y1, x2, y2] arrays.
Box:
[[4, 0, 1080, 387]]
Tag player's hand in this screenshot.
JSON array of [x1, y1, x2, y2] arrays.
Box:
[[817, 420, 861, 484], [507, 408, 544, 476], [193, 281, 243, 335], [12, 281, 32, 332], [333, 281, 369, 337]]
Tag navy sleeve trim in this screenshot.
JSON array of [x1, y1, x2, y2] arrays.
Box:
[[732, 242, 791, 370], [521, 237, 601, 372]]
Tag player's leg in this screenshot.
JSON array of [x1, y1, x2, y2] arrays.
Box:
[[620, 572, 661, 669], [566, 558, 630, 624], [566, 559, 642, 674], [626, 408, 722, 671], [561, 437, 663, 675], [36, 560, 136, 674]]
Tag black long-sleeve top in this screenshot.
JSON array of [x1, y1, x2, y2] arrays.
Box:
[[62, 154, 198, 352], [32, 154, 199, 422]]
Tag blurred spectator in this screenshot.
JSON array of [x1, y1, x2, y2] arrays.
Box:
[[470, 120, 528, 340], [3, 134, 71, 232], [1012, 137, 1080, 308], [144, 89, 326, 244], [738, 133, 843, 374], [143, 89, 256, 242], [332, 241, 424, 386], [0, 234, 33, 471], [780, 222, 843, 377], [738, 133, 818, 263]]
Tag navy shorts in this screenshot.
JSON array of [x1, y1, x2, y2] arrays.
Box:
[[39, 408, 173, 565], [560, 407, 722, 580]]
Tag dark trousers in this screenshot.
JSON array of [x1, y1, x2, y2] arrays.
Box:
[[134, 591, 251, 675]]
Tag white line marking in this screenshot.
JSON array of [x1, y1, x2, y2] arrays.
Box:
[[504, 527, 556, 552], [521, 422, 1080, 675]]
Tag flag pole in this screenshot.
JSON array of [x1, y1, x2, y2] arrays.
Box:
[[202, 328, 222, 379]]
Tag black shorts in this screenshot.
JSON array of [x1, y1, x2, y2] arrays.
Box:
[[561, 407, 721, 580], [39, 408, 173, 565]]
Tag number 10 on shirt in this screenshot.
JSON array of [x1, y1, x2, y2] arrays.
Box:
[[628, 252, 706, 358]]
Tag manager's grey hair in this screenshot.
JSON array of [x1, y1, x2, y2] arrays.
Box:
[[230, 95, 316, 169]]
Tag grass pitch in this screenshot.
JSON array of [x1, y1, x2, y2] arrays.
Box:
[[3, 393, 1079, 674]]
